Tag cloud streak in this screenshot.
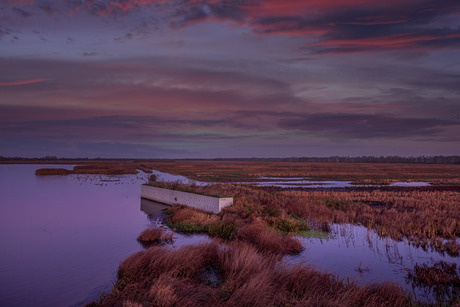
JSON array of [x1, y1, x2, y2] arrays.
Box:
[[0, 78, 49, 86]]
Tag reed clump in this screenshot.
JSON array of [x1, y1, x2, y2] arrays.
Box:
[[137, 227, 174, 247], [92, 241, 410, 307]]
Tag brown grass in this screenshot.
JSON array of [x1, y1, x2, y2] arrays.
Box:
[[136, 227, 174, 247], [157, 180, 309, 254], [140, 160, 460, 185], [156, 180, 459, 256], [283, 189, 460, 256], [92, 241, 411, 307], [236, 222, 303, 255]]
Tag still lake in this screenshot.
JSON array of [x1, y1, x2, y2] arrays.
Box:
[[0, 164, 205, 306], [0, 164, 457, 305]]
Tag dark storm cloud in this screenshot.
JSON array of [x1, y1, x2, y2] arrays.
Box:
[[0, 114, 229, 138], [4, 108, 457, 143], [277, 113, 459, 139], [251, 0, 460, 53], [4, 0, 460, 53]]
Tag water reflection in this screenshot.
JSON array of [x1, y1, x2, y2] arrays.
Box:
[[284, 224, 458, 303], [140, 198, 170, 222], [139, 198, 210, 250]]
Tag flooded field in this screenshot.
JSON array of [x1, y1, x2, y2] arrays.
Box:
[[153, 171, 433, 189], [0, 164, 458, 305], [239, 177, 431, 188]]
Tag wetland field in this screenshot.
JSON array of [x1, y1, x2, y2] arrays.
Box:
[[1, 160, 459, 306]]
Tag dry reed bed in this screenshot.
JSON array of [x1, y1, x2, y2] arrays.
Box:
[[92, 241, 410, 307], [283, 190, 460, 256], [151, 181, 459, 256], [141, 161, 460, 185]]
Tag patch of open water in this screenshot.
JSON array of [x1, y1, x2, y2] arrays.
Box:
[[284, 224, 458, 303]]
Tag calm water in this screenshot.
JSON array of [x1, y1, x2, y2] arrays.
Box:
[[285, 224, 459, 302], [0, 165, 206, 306]]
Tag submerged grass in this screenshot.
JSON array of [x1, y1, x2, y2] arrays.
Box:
[[406, 261, 460, 305], [91, 241, 411, 307]]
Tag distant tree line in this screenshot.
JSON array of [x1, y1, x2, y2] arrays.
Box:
[[1, 155, 459, 164], [208, 156, 460, 164]]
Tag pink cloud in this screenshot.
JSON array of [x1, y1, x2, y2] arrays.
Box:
[[0, 78, 49, 86]]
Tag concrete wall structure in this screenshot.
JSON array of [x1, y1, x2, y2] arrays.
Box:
[[141, 184, 233, 214]]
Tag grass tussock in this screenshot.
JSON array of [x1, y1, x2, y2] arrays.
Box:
[[236, 222, 303, 255], [92, 241, 410, 307], [137, 227, 174, 247]]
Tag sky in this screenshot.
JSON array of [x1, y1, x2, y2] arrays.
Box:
[[1, 0, 459, 158]]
